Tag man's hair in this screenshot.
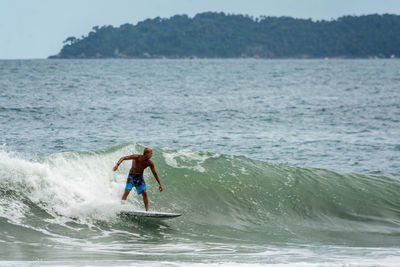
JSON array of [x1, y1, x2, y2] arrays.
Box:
[[143, 147, 152, 154]]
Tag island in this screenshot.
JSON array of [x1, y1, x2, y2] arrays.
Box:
[[49, 12, 400, 59]]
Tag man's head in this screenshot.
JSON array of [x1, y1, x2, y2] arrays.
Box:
[[143, 147, 153, 160]]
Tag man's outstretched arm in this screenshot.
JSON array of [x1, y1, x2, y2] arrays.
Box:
[[113, 154, 138, 171], [149, 161, 163, 192]]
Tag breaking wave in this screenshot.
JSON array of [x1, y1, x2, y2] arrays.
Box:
[[1, 143, 400, 247]]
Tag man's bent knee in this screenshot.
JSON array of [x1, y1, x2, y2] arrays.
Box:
[[123, 189, 131, 196]]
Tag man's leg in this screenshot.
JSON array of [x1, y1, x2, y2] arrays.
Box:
[[122, 189, 131, 200], [141, 190, 149, 211]]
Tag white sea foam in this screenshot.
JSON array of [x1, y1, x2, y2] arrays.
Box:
[[162, 149, 219, 172], [0, 147, 142, 224]]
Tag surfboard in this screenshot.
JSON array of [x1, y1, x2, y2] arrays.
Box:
[[119, 210, 182, 219]]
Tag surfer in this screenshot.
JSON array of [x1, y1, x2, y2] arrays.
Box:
[[113, 147, 163, 211]]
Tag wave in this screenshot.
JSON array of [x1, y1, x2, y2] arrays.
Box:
[[1, 143, 400, 246]]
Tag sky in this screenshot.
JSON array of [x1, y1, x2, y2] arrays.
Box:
[[1, 0, 400, 59]]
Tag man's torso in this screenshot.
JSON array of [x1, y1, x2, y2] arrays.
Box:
[[129, 155, 151, 175]]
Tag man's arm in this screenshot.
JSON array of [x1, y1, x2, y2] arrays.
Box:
[[149, 161, 163, 192], [113, 154, 138, 171]]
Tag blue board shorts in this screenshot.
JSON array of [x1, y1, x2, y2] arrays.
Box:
[[125, 174, 147, 195]]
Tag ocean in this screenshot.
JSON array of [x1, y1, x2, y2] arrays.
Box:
[[0, 59, 399, 266]]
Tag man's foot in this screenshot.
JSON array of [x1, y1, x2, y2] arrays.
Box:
[[121, 200, 127, 205]]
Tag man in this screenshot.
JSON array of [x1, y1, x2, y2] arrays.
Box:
[[113, 147, 163, 211]]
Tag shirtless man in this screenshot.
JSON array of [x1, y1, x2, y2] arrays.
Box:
[[113, 147, 163, 211]]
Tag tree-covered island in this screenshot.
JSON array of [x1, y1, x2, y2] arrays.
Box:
[[49, 12, 400, 59]]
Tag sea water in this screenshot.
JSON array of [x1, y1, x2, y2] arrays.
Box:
[[0, 59, 399, 266]]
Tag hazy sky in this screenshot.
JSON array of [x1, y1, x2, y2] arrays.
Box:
[[1, 0, 400, 59]]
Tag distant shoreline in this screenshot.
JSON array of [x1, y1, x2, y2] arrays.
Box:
[[48, 55, 397, 60], [1, 57, 399, 61], [49, 12, 400, 60]]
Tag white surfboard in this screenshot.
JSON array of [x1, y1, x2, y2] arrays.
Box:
[[119, 210, 182, 219]]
